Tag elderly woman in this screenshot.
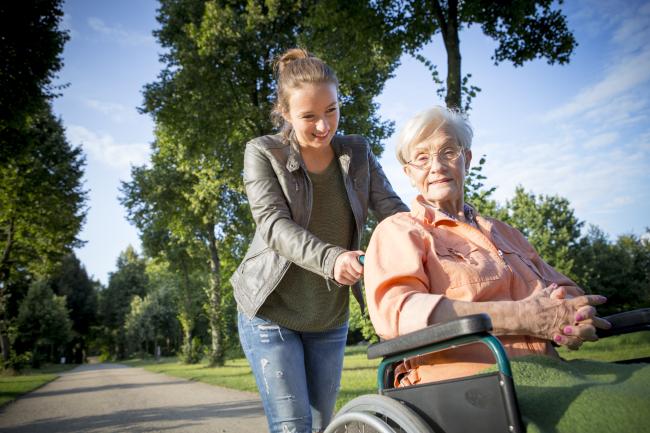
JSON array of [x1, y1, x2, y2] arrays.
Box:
[[364, 106, 613, 384], [364, 106, 650, 432]]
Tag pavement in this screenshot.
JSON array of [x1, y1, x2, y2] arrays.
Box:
[[0, 363, 268, 433]]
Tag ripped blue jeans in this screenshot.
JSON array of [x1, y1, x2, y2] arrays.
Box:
[[238, 312, 348, 433]]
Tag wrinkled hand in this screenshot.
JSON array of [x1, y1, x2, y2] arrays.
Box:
[[520, 283, 611, 350], [547, 285, 611, 350], [333, 250, 365, 286]]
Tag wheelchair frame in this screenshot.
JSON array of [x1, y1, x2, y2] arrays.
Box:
[[325, 308, 650, 433]]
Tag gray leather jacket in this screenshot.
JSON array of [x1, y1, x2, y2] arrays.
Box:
[[231, 133, 408, 318]]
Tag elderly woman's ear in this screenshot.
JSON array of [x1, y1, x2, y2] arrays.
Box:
[[464, 149, 472, 170]]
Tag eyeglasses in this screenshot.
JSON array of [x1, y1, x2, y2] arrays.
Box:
[[406, 146, 464, 170]]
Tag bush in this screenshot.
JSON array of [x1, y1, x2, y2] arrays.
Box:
[[179, 336, 203, 364]]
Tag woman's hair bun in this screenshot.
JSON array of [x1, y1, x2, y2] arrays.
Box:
[[275, 48, 311, 76]]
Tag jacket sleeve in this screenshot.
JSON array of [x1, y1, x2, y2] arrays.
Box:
[[367, 146, 409, 220], [243, 140, 344, 280], [364, 215, 444, 339]]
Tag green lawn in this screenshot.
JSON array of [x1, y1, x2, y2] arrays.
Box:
[[126, 332, 650, 410], [0, 364, 76, 407], [5, 332, 645, 411]]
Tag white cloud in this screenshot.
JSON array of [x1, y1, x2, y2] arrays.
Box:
[[583, 132, 620, 150], [87, 17, 155, 46], [544, 1, 650, 123], [83, 98, 139, 124], [543, 51, 650, 122], [67, 125, 150, 173]]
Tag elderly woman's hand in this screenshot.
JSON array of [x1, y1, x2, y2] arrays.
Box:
[[547, 285, 611, 349], [520, 285, 611, 350]]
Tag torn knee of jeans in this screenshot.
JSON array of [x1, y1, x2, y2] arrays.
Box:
[[275, 394, 295, 402], [258, 324, 285, 342], [261, 358, 271, 394]]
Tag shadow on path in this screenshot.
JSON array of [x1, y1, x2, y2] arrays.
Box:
[[0, 400, 264, 433]]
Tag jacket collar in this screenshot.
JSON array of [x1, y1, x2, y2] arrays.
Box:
[[285, 132, 351, 173], [411, 195, 478, 227]]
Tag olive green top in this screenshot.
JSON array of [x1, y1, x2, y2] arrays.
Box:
[[257, 157, 354, 331]]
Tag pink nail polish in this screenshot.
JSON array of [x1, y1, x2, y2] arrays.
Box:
[[563, 326, 572, 334], [575, 314, 583, 322], [554, 335, 563, 343]]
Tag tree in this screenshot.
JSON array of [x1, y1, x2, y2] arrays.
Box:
[[98, 247, 148, 359], [503, 186, 583, 278], [464, 154, 506, 219], [573, 227, 650, 315], [50, 254, 98, 363], [126, 0, 407, 365], [15, 279, 72, 367], [0, 0, 69, 133], [0, 104, 86, 362], [0, 0, 83, 365], [403, 0, 576, 110]]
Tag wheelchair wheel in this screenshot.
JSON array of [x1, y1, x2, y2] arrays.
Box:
[[324, 394, 435, 433]]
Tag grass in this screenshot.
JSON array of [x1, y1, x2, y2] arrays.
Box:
[[123, 345, 379, 410], [0, 364, 76, 407], [5, 332, 645, 411], [125, 332, 650, 410], [557, 330, 650, 362]]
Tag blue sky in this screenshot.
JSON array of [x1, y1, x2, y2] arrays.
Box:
[[53, 0, 650, 285]]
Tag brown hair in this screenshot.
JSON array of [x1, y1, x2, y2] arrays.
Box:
[[271, 48, 339, 138]]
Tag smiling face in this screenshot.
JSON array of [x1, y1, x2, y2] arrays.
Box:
[[282, 82, 339, 150], [403, 127, 472, 211]]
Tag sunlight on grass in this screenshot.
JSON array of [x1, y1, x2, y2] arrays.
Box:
[[0, 364, 76, 407], [122, 332, 650, 411], [558, 331, 650, 362]]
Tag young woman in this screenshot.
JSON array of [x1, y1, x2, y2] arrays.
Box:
[[230, 48, 408, 433]]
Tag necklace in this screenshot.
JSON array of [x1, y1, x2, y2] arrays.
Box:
[[427, 202, 478, 227]]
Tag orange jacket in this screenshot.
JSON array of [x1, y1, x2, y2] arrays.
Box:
[[365, 195, 582, 385]]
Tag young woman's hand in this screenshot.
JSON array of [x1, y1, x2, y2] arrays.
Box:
[[333, 250, 365, 285]]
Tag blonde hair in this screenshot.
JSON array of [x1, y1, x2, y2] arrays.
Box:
[[271, 48, 339, 138], [395, 106, 473, 165]]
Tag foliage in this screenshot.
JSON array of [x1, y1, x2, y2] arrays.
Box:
[[0, 103, 86, 363], [503, 186, 582, 278], [15, 280, 72, 367], [49, 254, 98, 363], [124, 260, 184, 358], [179, 336, 204, 364], [464, 154, 505, 219], [97, 247, 148, 359], [402, 0, 576, 110], [124, 0, 408, 364], [348, 297, 379, 344], [0, 0, 69, 131], [572, 227, 650, 315]]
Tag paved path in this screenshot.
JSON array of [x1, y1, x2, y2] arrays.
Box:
[[0, 363, 268, 433]]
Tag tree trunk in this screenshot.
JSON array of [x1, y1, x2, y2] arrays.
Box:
[[205, 225, 224, 366], [178, 255, 196, 364], [0, 217, 15, 363], [432, 0, 462, 109]]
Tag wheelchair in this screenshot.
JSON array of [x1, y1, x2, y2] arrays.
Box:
[[324, 308, 650, 433]]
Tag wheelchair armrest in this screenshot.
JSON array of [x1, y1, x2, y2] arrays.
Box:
[[596, 308, 650, 338], [367, 314, 493, 360]]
